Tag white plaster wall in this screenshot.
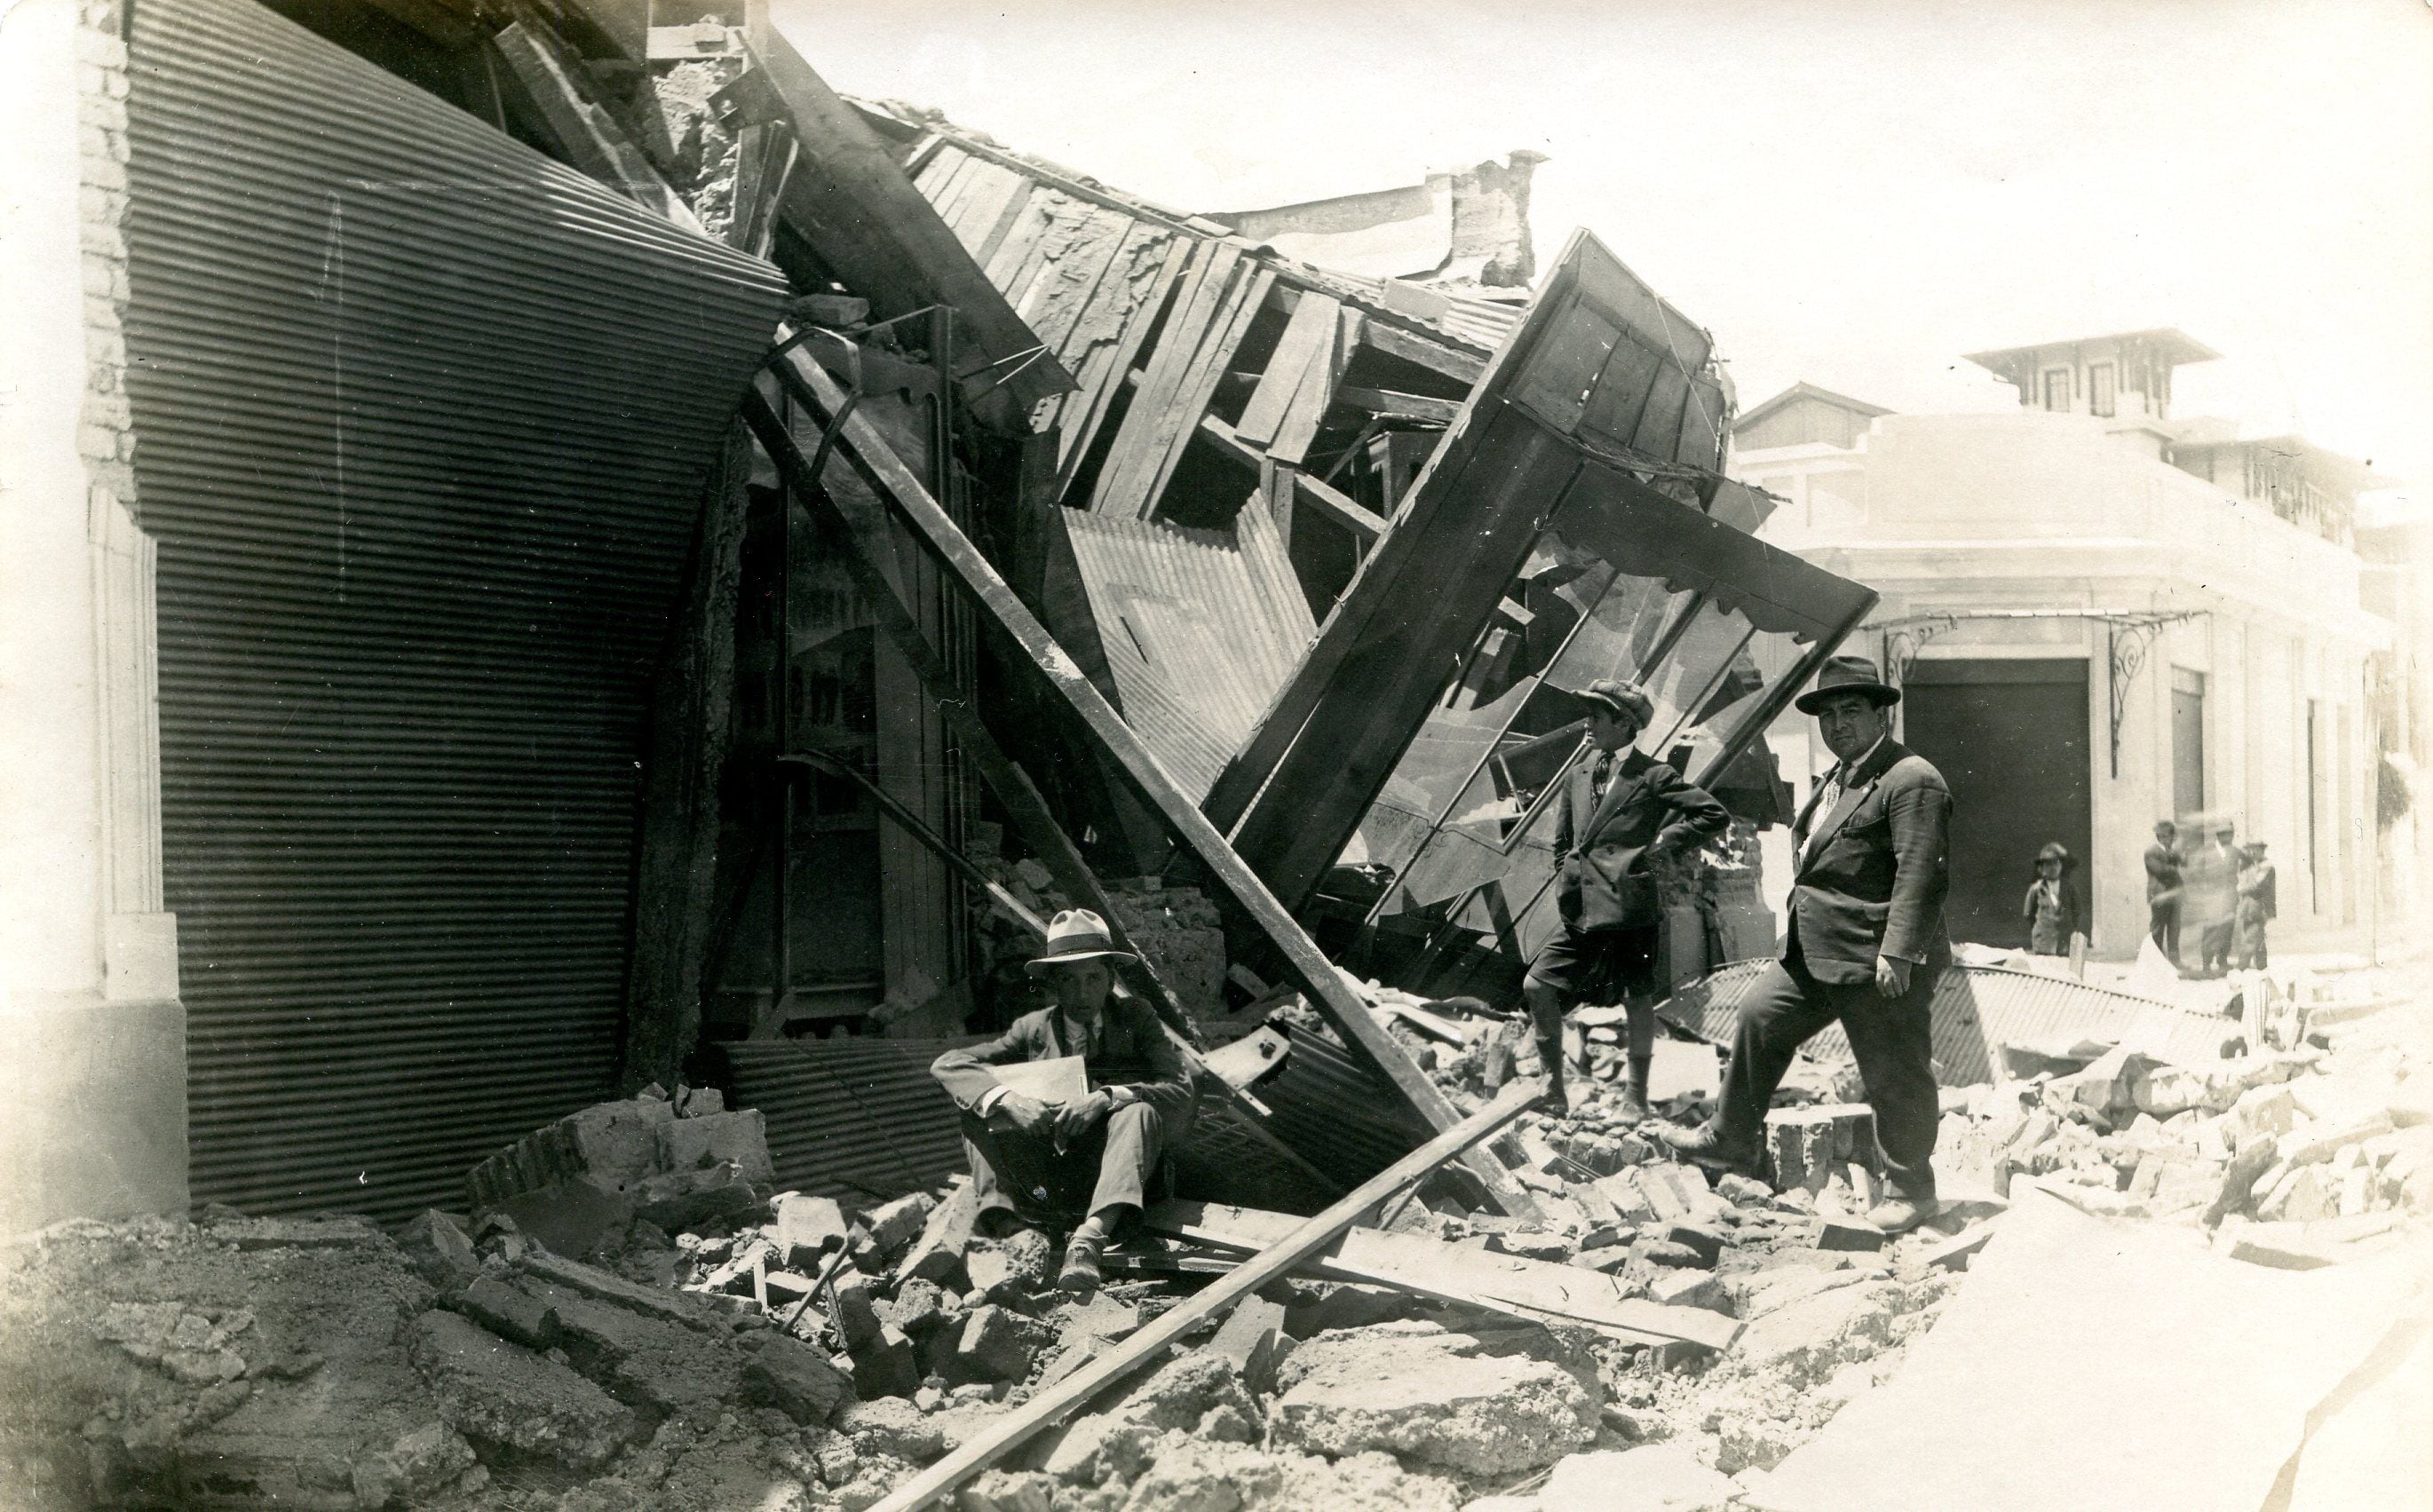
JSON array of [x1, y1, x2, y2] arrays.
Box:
[[0, 0, 106, 1005]]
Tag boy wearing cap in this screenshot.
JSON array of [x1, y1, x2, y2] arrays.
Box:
[[931, 909, 1196, 1292], [1655, 655, 1953, 1234], [1524, 678, 1729, 1118]]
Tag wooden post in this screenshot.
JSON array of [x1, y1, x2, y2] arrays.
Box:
[[619, 422, 753, 1092], [861, 1080, 1542, 1512], [759, 349, 1538, 1220]]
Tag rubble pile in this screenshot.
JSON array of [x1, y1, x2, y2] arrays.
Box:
[[971, 838, 1231, 1024]]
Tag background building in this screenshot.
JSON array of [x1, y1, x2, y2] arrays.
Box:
[[1732, 329, 2398, 959]]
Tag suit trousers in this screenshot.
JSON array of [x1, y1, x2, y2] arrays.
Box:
[[1714, 944, 1941, 1201], [959, 1100, 1177, 1231], [2148, 901, 2179, 962]]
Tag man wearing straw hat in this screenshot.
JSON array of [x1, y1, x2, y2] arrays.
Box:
[[932, 909, 1195, 1292], [1654, 654, 1953, 1234], [1524, 677, 1729, 1119]]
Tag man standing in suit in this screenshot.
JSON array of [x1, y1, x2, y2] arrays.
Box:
[[1655, 655, 1952, 1233], [1523, 679, 1728, 1118], [2144, 820, 2183, 963], [931, 910, 1197, 1292]]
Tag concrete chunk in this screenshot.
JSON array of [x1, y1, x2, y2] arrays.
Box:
[[773, 1191, 850, 1270], [742, 1332, 855, 1423], [456, 1274, 559, 1350], [1270, 1322, 1596, 1475], [405, 1310, 636, 1470], [655, 1109, 774, 1184], [1537, 1444, 1738, 1511], [953, 1304, 1058, 1385]]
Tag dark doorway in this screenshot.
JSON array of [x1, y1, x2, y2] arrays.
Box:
[[2171, 668, 2207, 819], [1902, 659, 2095, 950]]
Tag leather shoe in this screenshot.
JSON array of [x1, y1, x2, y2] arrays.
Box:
[[1651, 1121, 1754, 1174], [1056, 1234, 1104, 1294], [1865, 1196, 1939, 1235]]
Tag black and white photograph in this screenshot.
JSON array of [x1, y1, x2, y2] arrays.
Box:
[[2, 1, 2428, 1507]]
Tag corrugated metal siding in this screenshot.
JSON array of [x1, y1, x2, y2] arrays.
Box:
[[1659, 961, 2239, 1086], [1254, 1025, 1432, 1186], [126, 0, 789, 1222], [1059, 507, 1316, 800]]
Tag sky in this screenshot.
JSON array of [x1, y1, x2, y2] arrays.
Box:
[[778, 0, 2433, 505]]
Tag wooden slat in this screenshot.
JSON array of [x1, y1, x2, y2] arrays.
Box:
[[1337, 384, 1464, 424], [1138, 265, 1277, 517], [912, 143, 969, 195], [1268, 299, 1353, 465], [863, 1082, 1542, 1512], [1057, 234, 1190, 487], [1361, 316, 1486, 384], [1235, 292, 1338, 447], [1088, 241, 1239, 513], [764, 350, 1539, 1221], [1145, 1200, 1742, 1350]]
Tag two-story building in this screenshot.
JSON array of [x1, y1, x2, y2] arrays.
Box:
[[1733, 329, 2396, 960]]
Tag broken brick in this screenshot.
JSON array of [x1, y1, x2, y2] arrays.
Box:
[[953, 1305, 1058, 1385], [773, 1191, 851, 1270], [1815, 1220, 1888, 1254], [396, 1210, 479, 1292], [851, 1323, 923, 1399], [852, 1191, 938, 1269], [1665, 1223, 1725, 1268], [405, 1310, 635, 1470]]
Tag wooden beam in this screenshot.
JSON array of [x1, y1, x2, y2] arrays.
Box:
[[862, 1081, 1542, 1512], [763, 346, 1538, 1221], [619, 423, 752, 1092], [489, 23, 703, 232], [738, 377, 1342, 1207], [1359, 316, 1486, 385], [743, 22, 1072, 429], [1198, 416, 1384, 538], [1338, 384, 1463, 425], [1144, 1200, 1742, 1350]]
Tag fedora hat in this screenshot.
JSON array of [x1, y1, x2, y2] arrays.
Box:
[[1795, 654, 1900, 715], [1576, 678, 1654, 727], [1024, 909, 1139, 973]]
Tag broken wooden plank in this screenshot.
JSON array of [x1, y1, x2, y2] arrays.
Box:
[[761, 349, 1537, 1220], [1337, 384, 1464, 424], [1359, 315, 1486, 385], [743, 20, 1073, 428], [490, 22, 704, 232], [1267, 297, 1351, 465], [1145, 1200, 1741, 1351], [863, 1081, 1541, 1512], [1090, 241, 1240, 514], [1236, 291, 1340, 447], [1059, 235, 1193, 489], [1139, 265, 1278, 518]]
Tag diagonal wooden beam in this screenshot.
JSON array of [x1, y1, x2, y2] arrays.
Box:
[[489, 23, 704, 232], [763, 344, 1539, 1221], [738, 377, 1343, 1207], [863, 1080, 1542, 1512]]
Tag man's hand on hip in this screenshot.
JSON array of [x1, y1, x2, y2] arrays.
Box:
[[1050, 1089, 1115, 1145], [1874, 954, 1912, 998]]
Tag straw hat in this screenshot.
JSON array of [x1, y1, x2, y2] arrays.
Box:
[[1023, 909, 1139, 973]]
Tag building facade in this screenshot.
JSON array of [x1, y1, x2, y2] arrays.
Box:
[[1733, 330, 2396, 960]]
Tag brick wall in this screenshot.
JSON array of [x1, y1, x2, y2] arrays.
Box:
[[76, 0, 137, 520]]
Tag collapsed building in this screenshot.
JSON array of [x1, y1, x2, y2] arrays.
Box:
[[4, 3, 2428, 1510]]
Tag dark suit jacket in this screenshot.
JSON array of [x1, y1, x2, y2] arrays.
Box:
[[1786, 737, 1952, 984], [1552, 748, 1729, 933], [931, 995, 1195, 1125], [2144, 843, 2182, 903]]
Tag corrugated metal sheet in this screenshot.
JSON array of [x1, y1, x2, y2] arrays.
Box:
[[1059, 504, 1315, 800], [127, 0, 789, 1223], [721, 1036, 985, 1205], [1254, 1024, 1433, 1186], [1658, 961, 2242, 1086]]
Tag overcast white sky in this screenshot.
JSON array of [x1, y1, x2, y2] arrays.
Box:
[[780, 0, 2433, 503]]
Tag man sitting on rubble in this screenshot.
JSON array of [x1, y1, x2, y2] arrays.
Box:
[[931, 909, 1195, 1294], [1524, 679, 1729, 1118]]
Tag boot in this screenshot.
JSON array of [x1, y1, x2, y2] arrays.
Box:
[[1652, 1120, 1757, 1176], [1532, 1030, 1585, 1118], [1614, 1055, 1652, 1123]]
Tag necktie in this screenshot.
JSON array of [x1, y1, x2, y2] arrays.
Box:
[[1590, 749, 1613, 798]]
